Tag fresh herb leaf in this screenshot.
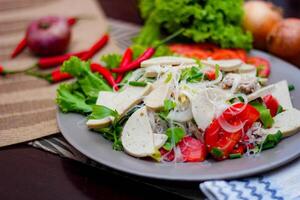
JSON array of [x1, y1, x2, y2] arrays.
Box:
[[163, 127, 185, 151], [180, 66, 201, 82], [164, 99, 176, 111], [215, 64, 220, 78], [88, 105, 119, 120], [56, 83, 92, 114], [250, 102, 274, 128], [61, 57, 112, 103], [262, 131, 283, 150], [101, 54, 122, 69], [288, 84, 295, 91]]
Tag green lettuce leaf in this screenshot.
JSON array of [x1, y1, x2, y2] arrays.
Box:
[[56, 83, 92, 114]]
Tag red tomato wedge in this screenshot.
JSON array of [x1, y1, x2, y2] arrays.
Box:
[[246, 56, 271, 78], [205, 69, 216, 80], [205, 103, 260, 160], [263, 95, 280, 117], [160, 136, 207, 162]]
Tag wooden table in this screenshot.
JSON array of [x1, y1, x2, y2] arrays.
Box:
[[1, 0, 299, 199]]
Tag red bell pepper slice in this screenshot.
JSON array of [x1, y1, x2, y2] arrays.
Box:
[[263, 95, 280, 117], [246, 56, 271, 78]]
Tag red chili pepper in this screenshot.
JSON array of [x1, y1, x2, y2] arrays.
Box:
[[80, 34, 109, 61], [10, 38, 27, 59], [263, 95, 280, 117], [48, 69, 72, 83], [90, 63, 119, 91], [112, 47, 155, 73], [38, 50, 88, 69], [115, 48, 133, 83], [10, 16, 78, 59], [205, 103, 260, 160], [205, 69, 216, 80]]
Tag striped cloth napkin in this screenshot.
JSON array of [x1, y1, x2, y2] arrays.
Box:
[[200, 158, 300, 200]]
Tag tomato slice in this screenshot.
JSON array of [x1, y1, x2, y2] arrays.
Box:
[[204, 103, 260, 160], [178, 136, 207, 162], [211, 49, 240, 60], [205, 69, 216, 80], [263, 95, 280, 117], [160, 136, 207, 162], [246, 56, 271, 78]]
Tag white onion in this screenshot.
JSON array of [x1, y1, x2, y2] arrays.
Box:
[[217, 115, 246, 133]]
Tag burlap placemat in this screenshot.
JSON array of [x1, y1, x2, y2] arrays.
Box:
[[0, 0, 120, 147]]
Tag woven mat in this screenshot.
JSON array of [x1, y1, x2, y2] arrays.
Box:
[[0, 1, 204, 198], [0, 0, 120, 147]]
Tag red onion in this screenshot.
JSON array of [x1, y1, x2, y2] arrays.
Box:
[[267, 18, 300, 66], [243, 1, 283, 50], [26, 16, 71, 56]]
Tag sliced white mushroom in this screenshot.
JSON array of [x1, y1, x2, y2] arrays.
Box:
[[271, 80, 293, 110], [153, 134, 168, 149], [190, 88, 230, 130], [264, 108, 300, 137], [141, 56, 196, 68], [201, 59, 243, 72], [86, 117, 113, 129], [121, 106, 155, 157], [247, 84, 275, 102]]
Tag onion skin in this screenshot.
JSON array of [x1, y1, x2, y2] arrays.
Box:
[[26, 16, 71, 56], [243, 1, 283, 50], [267, 18, 300, 66]]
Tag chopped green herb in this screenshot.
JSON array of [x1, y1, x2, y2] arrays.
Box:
[[229, 153, 242, 159], [180, 66, 201, 82], [250, 102, 274, 128], [262, 131, 283, 150], [288, 84, 295, 91], [163, 99, 176, 111], [211, 148, 223, 158], [276, 105, 283, 115], [215, 64, 220, 78], [129, 81, 147, 87], [186, 72, 203, 83], [163, 127, 185, 151]]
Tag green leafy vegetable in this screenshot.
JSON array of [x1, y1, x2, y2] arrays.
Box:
[[163, 127, 185, 151], [56, 84, 92, 114], [158, 99, 176, 120], [180, 66, 202, 82], [101, 54, 122, 69], [251, 102, 274, 128], [262, 131, 283, 150], [137, 0, 252, 50], [88, 105, 119, 120], [61, 57, 112, 103], [164, 72, 172, 83], [288, 84, 295, 91]]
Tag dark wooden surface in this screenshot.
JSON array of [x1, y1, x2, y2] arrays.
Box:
[[1, 0, 300, 200]]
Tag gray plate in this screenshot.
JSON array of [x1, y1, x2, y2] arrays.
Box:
[[57, 50, 300, 181]]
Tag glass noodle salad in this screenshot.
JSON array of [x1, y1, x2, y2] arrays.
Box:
[[56, 55, 299, 163]]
